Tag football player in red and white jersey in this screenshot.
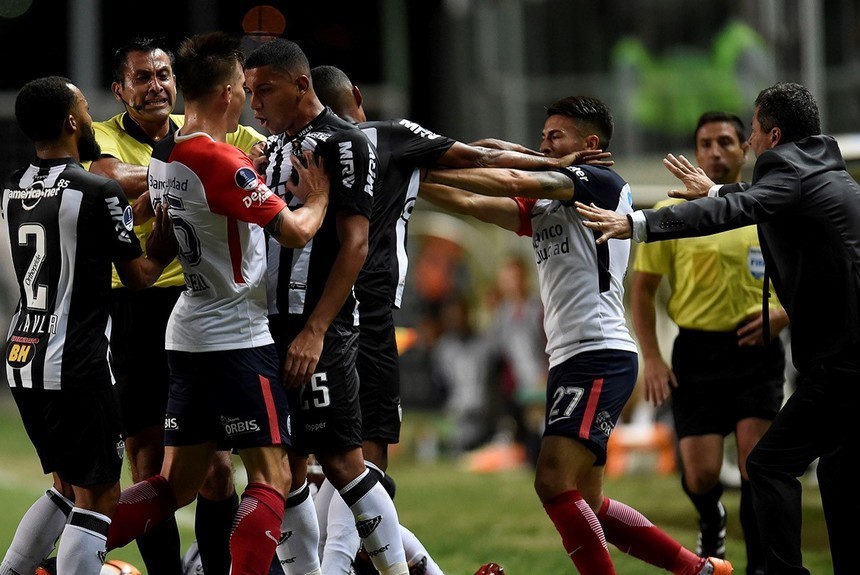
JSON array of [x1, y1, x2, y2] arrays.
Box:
[[104, 33, 329, 575]]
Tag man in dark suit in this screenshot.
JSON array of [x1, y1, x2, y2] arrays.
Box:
[[575, 82, 859, 575]]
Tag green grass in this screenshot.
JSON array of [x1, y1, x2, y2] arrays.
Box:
[[0, 397, 834, 574]]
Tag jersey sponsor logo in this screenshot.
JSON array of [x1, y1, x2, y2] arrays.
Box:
[[338, 141, 355, 188], [242, 185, 274, 208], [105, 196, 134, 243], [364, 143, 377, 197], [234, 167, 260, 191], [221, 416, 260, 436], [6, 179, 63, 208], [595, 410, 614, 437], [148, 174, 189, 193], [306, 131, 331, 142], [7, 342, 35, 368], [367, 544, 391, 558], [164, 417, 179, 430], [398, 119, 440, 140], [563, 165, 590, 181], [533, 223, 570, 265]]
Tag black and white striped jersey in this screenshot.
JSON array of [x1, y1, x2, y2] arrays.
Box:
[[262, 107, 376, 333], [356, 119, 455, 308], [3, 158, 142, 391]]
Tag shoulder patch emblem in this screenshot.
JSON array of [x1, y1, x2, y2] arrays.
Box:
[[122, 205, 134, 231], [235, 167, 259, 191]]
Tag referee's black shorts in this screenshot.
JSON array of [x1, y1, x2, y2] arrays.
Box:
[[671, 327, 785, 439], [110, 285, 182, 438]]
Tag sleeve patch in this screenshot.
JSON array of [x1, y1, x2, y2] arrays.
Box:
[[234, 167, 260, 191]]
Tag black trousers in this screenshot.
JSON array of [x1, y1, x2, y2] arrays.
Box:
[[746, 361, 860, 574]]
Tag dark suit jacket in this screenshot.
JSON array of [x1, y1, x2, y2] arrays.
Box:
[[642, 135, 860, 371]]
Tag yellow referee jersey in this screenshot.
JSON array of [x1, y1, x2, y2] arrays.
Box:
[[90, 113, 265, 289], [634, 198, 780, 331]]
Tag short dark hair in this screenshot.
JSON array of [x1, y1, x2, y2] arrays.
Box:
[[16, 76, 75, 142], [245, 38, 310, 77], [311, 65, 355, 113], [694, 111, 746, 146], [546, 96, 614, 149], [754, 82, 821, 144], [111, 36, 174, 84], [175, 32, 244, 101]]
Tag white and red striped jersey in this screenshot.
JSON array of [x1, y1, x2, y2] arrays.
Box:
[[149, 131, 286, 352]]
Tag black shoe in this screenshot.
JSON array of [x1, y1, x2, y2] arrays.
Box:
[[696, 501, 727, 558]]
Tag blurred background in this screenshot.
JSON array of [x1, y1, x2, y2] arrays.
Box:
[[1, 0, 857, 467]]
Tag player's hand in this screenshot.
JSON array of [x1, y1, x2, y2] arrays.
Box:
[[663, 154, 714, 199], [287, 151, 329, 203], [737, 307, 789, 346], [282, 327, 324, 387], [642, 356, 676, 407], [558, 148, 614, 168], [475, 563, 505, 575], [145, 201, 178, 267], [250, 141, 269, 174], [574, 202, 632, 244]]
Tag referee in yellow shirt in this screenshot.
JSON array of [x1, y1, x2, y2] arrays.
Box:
[[631, 112, 788, 575]]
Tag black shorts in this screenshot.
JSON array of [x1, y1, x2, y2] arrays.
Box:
[[110, 286, 182, 437], [281, 322, 363, 456], [671, 328, 785, 438], [544, 349, 638, 465], [357, 298, 402, 445], [164, 346, 290, 451], [12, 384, 124, 486]]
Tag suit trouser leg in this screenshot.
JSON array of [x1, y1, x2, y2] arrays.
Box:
[[746, 375, 824, 575], [815, 370, 860, 575]]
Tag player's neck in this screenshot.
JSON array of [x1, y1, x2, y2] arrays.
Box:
[[181, 108, 228, 142]]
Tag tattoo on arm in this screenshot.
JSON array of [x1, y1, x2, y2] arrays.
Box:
[[534, 171, 572, 198], [265, 211, 284, 240]]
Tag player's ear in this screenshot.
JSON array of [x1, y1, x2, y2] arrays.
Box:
[[295, 75, 310, 96], [770, 127, 782, 146]]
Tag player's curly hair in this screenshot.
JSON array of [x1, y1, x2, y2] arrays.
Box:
[[15, 76, 75, 142]]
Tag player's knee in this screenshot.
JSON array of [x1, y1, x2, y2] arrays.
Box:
[[199, 453, 235, 499]]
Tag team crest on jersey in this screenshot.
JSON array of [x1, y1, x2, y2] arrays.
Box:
[[234, 167, 259, 191]]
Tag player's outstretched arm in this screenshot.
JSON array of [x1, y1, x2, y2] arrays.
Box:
[[425, 166, 573, 201], [89, 156, 149, 200], [419, 182, 521, 232]]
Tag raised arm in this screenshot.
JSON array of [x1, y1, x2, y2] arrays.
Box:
[[442, 141, 612, 170]]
